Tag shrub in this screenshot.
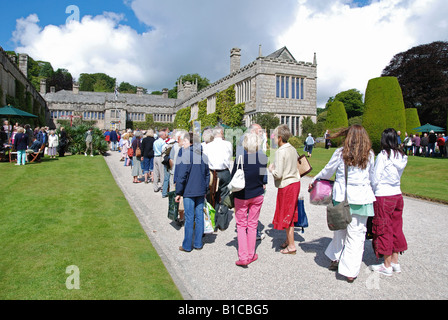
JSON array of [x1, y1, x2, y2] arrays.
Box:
[[363, 77, 406, 152], [405, 108, 421, 135], [288, 136, 301, 149], [325, 101, 348, 146], [325, 101, 348, 131], [62, 125, 108, 155]]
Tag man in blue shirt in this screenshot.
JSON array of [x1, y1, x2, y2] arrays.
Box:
[[153, 129, 167, 192]]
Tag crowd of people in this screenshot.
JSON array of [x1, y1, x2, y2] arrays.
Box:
[[1, 120, 68, 164], [114, 122, 414, 283], [398, 130, 447, 157], [3, 116, 441, 281]]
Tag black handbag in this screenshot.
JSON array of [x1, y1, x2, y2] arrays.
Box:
[[326, 164, 352, 231]]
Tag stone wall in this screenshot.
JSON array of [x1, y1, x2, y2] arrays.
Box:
[[0, 47, 48, 123]]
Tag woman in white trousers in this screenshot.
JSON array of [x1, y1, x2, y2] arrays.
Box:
[[310, 125, 375, 283]]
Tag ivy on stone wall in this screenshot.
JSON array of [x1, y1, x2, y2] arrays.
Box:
[[174, 106, 191, 131], [174, 84, 245, 130]]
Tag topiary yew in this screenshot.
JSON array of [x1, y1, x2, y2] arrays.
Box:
[[325, 100, 349, 131], [405, 108, 421, 135], [363, 77, 406, 152]]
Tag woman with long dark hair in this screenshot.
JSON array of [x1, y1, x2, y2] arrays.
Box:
[[309, 125, 376, 282], [369, 128, 408, 276]]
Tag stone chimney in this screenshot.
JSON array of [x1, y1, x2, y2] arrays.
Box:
[[50, 86, 56, 93], [162, 88, 169, 99], [73, 82, 79, 94], [18, 53, 28, 78], [230, 48, 241, 74], [40, 79, 47, 95], [8, 54, 16, 64], [137, 87, 143, 96]]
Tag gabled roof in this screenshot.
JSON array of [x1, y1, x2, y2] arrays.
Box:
[[265, 46, 297, 62]]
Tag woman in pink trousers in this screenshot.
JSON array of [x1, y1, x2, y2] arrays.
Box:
[[231, 132, 268, 267]]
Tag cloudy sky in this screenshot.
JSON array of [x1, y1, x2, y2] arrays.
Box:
[[1, 0, 447, 108]]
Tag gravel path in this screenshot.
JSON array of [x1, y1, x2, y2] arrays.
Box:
[[104, 151, 448, 300]]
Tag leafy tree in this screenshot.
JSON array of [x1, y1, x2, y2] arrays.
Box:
[[119, 82, 137, 94], [363, 77, 406, 152], [79, 73, 116, 92], [382, 41, 448, 128], [333, 89, 364, 118], [301, 116, 325, 138], [252, 112, 280, 132], [79, 73, 96, 91], [47, 68, 73, 92]]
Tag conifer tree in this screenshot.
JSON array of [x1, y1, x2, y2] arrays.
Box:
[[363, 77, 406, 152]]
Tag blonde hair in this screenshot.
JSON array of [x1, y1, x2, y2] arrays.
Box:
[[243, 132, 260, 153], [146, 129, 154, 137]]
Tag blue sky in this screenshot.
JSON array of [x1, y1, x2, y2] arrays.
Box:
[[1, 0, 446, 108], [0, 0, 372, 50], [0, 0, 148, 50]]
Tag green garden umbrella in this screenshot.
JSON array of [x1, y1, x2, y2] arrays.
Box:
[[412, 123, 445, 133], [0, 104, 37, 125]]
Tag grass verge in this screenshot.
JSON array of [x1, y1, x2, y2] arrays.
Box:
[[0, 155, 183, 300]]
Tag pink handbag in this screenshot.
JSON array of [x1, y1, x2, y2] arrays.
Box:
[[309, 179, 334, 205]]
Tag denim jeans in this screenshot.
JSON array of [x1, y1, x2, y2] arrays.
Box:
[[182, 196, 205, 251], [162, 165, 170, 197]]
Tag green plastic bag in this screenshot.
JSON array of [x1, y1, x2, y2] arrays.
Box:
[[205, 201, 216, 229]]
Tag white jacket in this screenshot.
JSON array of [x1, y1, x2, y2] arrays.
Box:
[[371, 150, 407, 196], [48, 134, 59, 148], [311, 148, 376, 205]]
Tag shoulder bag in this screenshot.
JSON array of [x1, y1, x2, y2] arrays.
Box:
[[135, 141, 142, 157], [228, 155, 245, 192], [326, 164, 352, 231], [297, 153, 312, 177]]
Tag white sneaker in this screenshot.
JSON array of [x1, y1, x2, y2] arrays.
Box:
[[85, 153, 87, 156], [369, 263, 393, 276], [391, 262, 401, 273]]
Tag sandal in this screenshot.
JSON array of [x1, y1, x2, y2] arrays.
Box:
[[280, 241, 289, 249], [280, 247, 297, 255]]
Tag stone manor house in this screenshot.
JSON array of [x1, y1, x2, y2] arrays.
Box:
[[15, 46, 318, 136]]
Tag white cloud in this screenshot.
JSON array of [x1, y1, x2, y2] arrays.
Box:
[[13, 13, 145, 86], [11, 0, 448, 103], [277, 0, 448, 108]]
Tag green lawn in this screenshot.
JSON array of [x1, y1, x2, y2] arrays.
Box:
[[305, 147, 448, 204], [0, 155, 182, 300]]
